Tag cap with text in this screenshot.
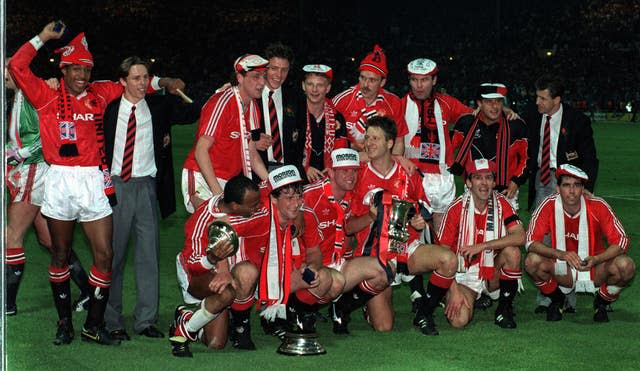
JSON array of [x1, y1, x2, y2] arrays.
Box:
[[303, 64, 333, 81], [268, 165, 303, 191], [331, 148, 360, 169], [56, 32, 93, 68], [234, 54, 268, 73], [407, 58, 438, 76]]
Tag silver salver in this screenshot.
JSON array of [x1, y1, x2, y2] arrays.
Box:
[[206, 221, 240, 258]]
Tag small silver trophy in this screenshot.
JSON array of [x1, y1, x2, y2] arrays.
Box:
[[206, 221, 239, 258], [277, 332, 326, 356], [387, 199, 414, 253]]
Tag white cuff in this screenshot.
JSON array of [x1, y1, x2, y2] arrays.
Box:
[[29, 36, 44, 50], [17, 147, 31, 159], [200, 256, 214, 270], [151, 76, 162, 91]]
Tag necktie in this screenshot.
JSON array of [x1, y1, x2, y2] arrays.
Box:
[[121, 105, 136, 182], [268, 91, 283, 162], [540, 115, 551, 185]]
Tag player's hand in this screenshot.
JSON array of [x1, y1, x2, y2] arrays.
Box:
[[44, 77, 60, 90], [292, 267, 319, 289], [459, 244, 484, 260], [161, 78, 186, 96], [368, 202, 378, 221], [207, 240, 234, 263], [501, 180, 519, 199], [471, 107, 480, 117], [306, 167, 326, 183], [208, 270, 234, 294], [576, 256, 594, 271], [503, 107, 521, 121], [254, 133, 272, 151], [409, 214, 426, 231], [559, 250, 584, 270], [6, 148, 23, 166], [39, 21, 65, 42], [445, 285, 470, 320]]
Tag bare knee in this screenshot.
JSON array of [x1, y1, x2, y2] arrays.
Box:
[[371, 317, 393, 332], [234, 263, 258, 297], [615, 255, 636, 281], [439, 250, 458, 276], [524, 252, 542, 275], [501, 246, 521, 269]]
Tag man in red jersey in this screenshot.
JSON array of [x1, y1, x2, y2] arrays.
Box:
[[181, 54, 270, 212], [332, 45, 407, 156], [438, 159, 524, 329], [525, 164, 634, 323], [8, 21, 183, 345], [171, 175, 267, 356], [343, 116, 457, 336]]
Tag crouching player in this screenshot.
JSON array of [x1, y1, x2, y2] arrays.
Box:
[[525, 164, 634, 322], [171, 175, 268, 356], [439, 159, 524, 329]]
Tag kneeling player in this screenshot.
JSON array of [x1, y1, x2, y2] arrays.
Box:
[[525, 164, 634, 322], [439, 159, 524, 329]]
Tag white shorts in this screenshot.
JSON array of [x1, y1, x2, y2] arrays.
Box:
[[421, 171, 455, 213], [181, 169, 225, 213], [41, 165, 112, 222], [7, 162, 49, 206], [455, 264, 484, 298], [176, 253, 202, 304]]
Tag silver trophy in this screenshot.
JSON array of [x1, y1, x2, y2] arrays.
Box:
[[387, 199, 414, 253], [277, 332, 326, 356], [206, 221, 239, 258]]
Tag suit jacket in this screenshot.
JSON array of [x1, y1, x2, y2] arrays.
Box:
[[524, 103, 598, 209], [255, 87, 303, 171], [104, 94, 200, 218]]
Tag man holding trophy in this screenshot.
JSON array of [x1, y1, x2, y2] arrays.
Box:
[[438, 159, 525, 329], [342, 116, 457, 336]]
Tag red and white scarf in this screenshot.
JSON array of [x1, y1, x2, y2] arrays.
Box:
[[457, 191, 504, 280], [349, 90, 385, 142], [258, 202, 302, 315], [553, 194, 595, 292], [404, 95, 447, 171], [302, 99, 337, 170], [232, 86, 259, 179], [322, 178, 350, 264]]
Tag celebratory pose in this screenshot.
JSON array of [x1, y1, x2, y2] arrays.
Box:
[[344, 116, 456, 335], [525, 165, 633, 322], [5, 60, 91, 316], [171, 175, 267, 356], [103, 56, 198, 340], [182, 54, 269, 212], [439, 159, 525, 329], [8, 22, 182, 345]]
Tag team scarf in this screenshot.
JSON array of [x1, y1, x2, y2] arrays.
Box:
[[302, 99, 337, 170], [457, 190, 505, 280], [404, 94, 447, 169], [258, 202, 302, 312], [57, 80, 116, 204], [552, 194, 595, 292], [231, 86, 259, 179], [349, 89, 386, 142], [321, 178, 351, 264], [452, 112, 511, 187]]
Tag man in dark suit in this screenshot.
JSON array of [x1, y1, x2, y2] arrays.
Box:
[[525, 74, 598, 312], [103, 56, 199, 340], [526, 75, 598, 210], [254, 43, 303, 173]]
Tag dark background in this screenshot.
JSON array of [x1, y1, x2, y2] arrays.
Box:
[[6, 0, 639, 112]]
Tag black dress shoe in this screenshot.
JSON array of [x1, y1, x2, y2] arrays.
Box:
[[110, 329, 131, 341], [139, 325, 165, 338]]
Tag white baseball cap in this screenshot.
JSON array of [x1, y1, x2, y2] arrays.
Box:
[[268, 165, 302, 191]]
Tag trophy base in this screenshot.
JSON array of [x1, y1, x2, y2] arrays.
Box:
[[277, 332, 326, 356]]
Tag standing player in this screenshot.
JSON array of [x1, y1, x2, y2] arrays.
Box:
[[5, 59, 91, 316], [171, 175, 267, 356], [332, 45, 407, 155], [439, 159, 525, 329], [344, 116, 457, 335], [9, 21, 183, 345], [450, 83, 528, 211], [182, 54, 270, 212], [298, 64, 348, 182], [525, 165, 633, 322]]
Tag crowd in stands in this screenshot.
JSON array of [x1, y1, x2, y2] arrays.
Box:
[[6, 0, 638, 113]]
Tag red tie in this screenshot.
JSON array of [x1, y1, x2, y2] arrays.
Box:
[[120, 105, 136, 182], [268, 91, 283, 163], [540, 115, 552, 185]]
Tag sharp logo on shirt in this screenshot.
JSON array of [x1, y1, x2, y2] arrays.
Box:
[[73, 113, 94, 121], [350, 111, 359, 118], [318, 220, 336, 229], [230, 131, 241, 139], [566, 233, 579, 241]]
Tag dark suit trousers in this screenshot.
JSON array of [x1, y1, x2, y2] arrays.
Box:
[[105, 176, 160, 333]]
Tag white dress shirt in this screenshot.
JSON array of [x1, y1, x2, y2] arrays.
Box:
[[111, 97, 157, 178], [261, 86, 284, 162], [537, 104, 564, 169]]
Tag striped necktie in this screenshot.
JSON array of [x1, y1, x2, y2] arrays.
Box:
[[539, 115, 552, 185], [268, 91, 283, 162], [120, 105, 136, 182]]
